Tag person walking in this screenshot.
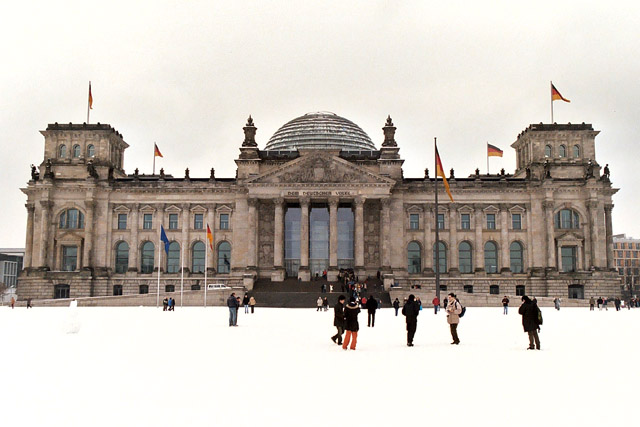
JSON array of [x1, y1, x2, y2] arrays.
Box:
[[589, 296, 595, 311], [168, 297, 174, 311], [10, 297, 15, 309], [316, 296, 323, 312], [553, 297, 561, 311], [402, 294, 420, 346], [242, 293, 250, 314], [446, 293, 462, 345], [393, 298, 400, 316], [323, 297, 329, 311], [416, 296, 422, 311], [331, 295, 346, 345], [502, 296, 510, 315], [227, 292, 239, 326], [162, 297, 169, 311], [342, 297, 361, 350], [366, 295, 378, 327], [432, 296, 440, 314], [597, 296, 603, 310], [518, 295, 541, 350], [26, 298, 32, 309], [249, 296, 256, 314]]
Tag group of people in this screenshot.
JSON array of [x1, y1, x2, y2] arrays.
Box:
[[589, 296, 637, 311], [227, 292, 257, 326], [8, 297, 33, 309], [162, 297, 176, 311]]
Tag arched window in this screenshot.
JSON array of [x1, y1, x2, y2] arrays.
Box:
[[115, 241, 129, 273], [59, 145, 67, 158], [192, 241, 205, 273], [484, 241, 498, 273], [510, 241, 524, 273], [573, 145, 580, 158], [407, 241, 421, 273], [559, 145, 566, 158], [555, 209, 580, 229], [87, 144, 95, 158], [72, 144, 81, 158], [544, 145, 552, 157], [433, 241, 447, 274], [459, 241, 473, 273], [59, 209, 85, 229], [217, 241, 231, 273], [141, 241, 155, 274], [167, 242, 180, 273]]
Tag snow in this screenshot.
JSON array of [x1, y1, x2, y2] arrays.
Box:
[[1, 305, 638, 427]]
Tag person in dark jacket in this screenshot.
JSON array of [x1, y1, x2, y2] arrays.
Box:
[[162, 297, 169, 311], [402, 294, 420, 347], [393, 298, 400, 316], [342, 297, 361, 350], [242, 293, 250, 313], [366, 295, 378, 327], [518, 295, 541, 350], [331, 295, 346, 345], [502, 296, 510, 315], [227, 293, 239, 326]]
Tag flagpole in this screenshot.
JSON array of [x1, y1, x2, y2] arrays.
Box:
[[550, 81, 554, 123], [157, 226, 161, 308], [434, 137, 441, 303], [487, 142, 489, 175], [180, 240, 184, 308], [204, 236, 208, 308], [87, 81, 91, 124], [153, 142, 156, 175]]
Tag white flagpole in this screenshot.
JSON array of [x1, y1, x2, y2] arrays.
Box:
[[153, 142, 156, 175], [157, 228, 161, 308], [87, 81, 91, 124], [180, 241, 184, 308], [204, 233, 208, 308]]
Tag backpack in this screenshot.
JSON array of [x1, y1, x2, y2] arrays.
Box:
[[537, 307, 543, 325], [456, 299, 466, 317]]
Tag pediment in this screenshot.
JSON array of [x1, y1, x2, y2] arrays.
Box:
[[113, 204, 130, 213], [190, 204, 206, 213], [458, 205, 474, 214], [216, 204, 233, 213], [406, 205, 423, 213], [483, 205, 499, 213], [139, 204, 156, 213], [557, 232, 583, 242], [247, 153, 394, 185], [165, 204, 182, 213], [509, 205, 526, 213]]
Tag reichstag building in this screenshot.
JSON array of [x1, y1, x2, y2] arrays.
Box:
[[18, 112, 621, 300]]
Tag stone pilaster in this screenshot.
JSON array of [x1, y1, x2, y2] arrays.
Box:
[[474, 206, 483, 272], [39, 200, 52, 268], [247, 198, 258, 269], [380, 198, 391, 270], [129, 205, 139, 272], [272, 198, 285, 281], [543, 201, 555, 269], [354, 197, 365, 269], [83, 199, 96, 270], [500, 206, 509, 271], [299, 197, 310, 280], [24, 204, 35, 269], [605, 204, 614, 269]]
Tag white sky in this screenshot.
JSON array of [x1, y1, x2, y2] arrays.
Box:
[[2, 0, 639, 247]]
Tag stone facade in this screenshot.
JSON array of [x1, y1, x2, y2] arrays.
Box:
[[18, 117, 622, 301]]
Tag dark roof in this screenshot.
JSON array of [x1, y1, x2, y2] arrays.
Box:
[[46, 122, 123, 138]]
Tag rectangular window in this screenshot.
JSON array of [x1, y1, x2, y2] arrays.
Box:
[[561, 246, 577, 272], [118, 213, 127, 230], [220, 213, 229, 230], [143, 214, 153, 229], [626, 251, 631, 258], [437, 214, 445, 230], [409, 214, 419, 230], [194, 213, 204, 230], [113, 285, 123, 296], [460, 214, 470, 230], [614, 243, 618, 249], [2, 261, 18, 286], [516, 285, 525, 296], [486, 214, 496, 230], [463, 285, 473, 294], [512, 213, 522, 230], [62, 246, 78, 271], [169, 214, 179, 230]]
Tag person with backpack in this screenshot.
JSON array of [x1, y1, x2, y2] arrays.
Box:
[[518, 295, 541, 350], [402, 294, 420, 347], [446, 293, 462, 345]]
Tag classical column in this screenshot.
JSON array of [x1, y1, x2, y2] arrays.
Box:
[[423, 204, 432, 272], [247, 198, 258, 268], [526, 208, 534, 270], [299, 197, 310, 280], [543, 201, 556, 269], [605, 204, 614, 269], [24, 204, 35, 269], [586, 200, 597, 269], [273, 198, 285, 269], [82, 200, 96, 270], [39, 200, 52, 268], [474, 206, 483, 272], [449, 204, 459, 272], [207, 204, 216, 272], [500, 206, 509, 271], [181, 204, 190, 272], [329, 197, 339, 269], [157, 204, 165, 272], [354, 197, 365, 269], [129, 205, 139, 271], [380, 198, 391, 270]]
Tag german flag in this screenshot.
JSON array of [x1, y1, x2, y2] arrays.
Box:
[[154, 143, 163, 158], [88, 82, 93, 109], [435, 146, 454, 202], [206, 224, 214, 251], [551, 82, 570, 103], [487, 143, 503, 157]]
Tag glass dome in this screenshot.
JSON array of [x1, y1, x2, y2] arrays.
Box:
[[264, 112, 376, 151]]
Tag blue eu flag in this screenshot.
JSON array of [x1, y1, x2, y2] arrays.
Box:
[[160, 225, 170, 254]]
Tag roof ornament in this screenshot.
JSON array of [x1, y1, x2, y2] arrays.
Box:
[[242, 115, 258, 148], [382, 115, 397, 147]]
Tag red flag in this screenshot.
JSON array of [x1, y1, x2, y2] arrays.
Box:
[[154, 143, 163, 158], [206, 224, 214, 251], [551, 82, 570, 103], [435, 146, 454, 202], [88, 82, 93, 109]]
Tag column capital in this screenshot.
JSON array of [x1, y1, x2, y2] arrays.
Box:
[[380, 197, 391, 208], [39, 200, 53, 209], [25, 203, 35, 212], [586, 200, 599, 210], [85, 200, 96, 211], [248, 197, 259, 208], [604, 204, 614, 212], [300, 197, 310, 207], [542, 201, 554, 210], [328, 196, 339, 207], [354, 196, 365, 206], [273, 197, 285, 206]]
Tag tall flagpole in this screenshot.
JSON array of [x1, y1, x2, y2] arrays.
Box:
[[204, 237, 208, 308], [434, 137, 441, 302], [486, 142, 489, 175], [157, 227, 161, 308], [153, 142, 156, 175], [550, 81, 554, 123], [180, 241, 184, 308], [87, 81, 91, 124]]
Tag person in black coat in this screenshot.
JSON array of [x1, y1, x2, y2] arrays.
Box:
[[402, 294, 420, 347], [342, 297, 361, 350], [366, 295, 378, 327], [331, 295, 346, 345], [242, 293, 250, 313], [518, 295, 541, 350], [393, 298, 400, 316]]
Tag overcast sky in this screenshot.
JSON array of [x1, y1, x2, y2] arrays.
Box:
[[1, 0, 639, 248]]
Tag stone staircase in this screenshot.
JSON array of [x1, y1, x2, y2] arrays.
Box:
[[250, 278, 391, 308]]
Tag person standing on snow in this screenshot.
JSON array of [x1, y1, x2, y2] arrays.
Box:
[[162, 297, 169, 311], [446, 293, 462, 345], [553, 297, 561, 311], [342, 296, 361, 350], [502, 296, 510, 315], [249, 296, 256, 314], [393, 298, 400, 316], [518, 295, 541, 350], [242, 293, 250, 314], [589, 296, 595, 311], [227, 293, 239, 326], [432, 296, 440, 314], [366, 295, 378, 327], [316, 296, 323, 312], [331, 295, 346, 345], [402, 294, 420, 347]]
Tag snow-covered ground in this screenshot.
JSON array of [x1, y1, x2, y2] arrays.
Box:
[[1, 305, 638, 427]]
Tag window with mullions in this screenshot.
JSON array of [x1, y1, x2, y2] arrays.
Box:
[[555, 209, 580, 229], [409, 214, 419, 230], [169, 214, 179, 230], [141, 241, 155, 273], [486, 214, 496, 230], [118, 214, 127, 230], [139, 285, 149, 294], [62, 246, 77, 271], [437, 214, 445, 230], [460, 214, 470, 230], [489, 285, 499, 295], [192, 241, 205, 273], [433, 241, 447, 273], [60, 209, 84, 229], [561, 246, 577, 272], [510, 241, 524, 273], [512, 213, 521, 230], [220, 214, 230, 230], [113, 285, 123, 296], [115, 241, 129, 273], [463, 285, 473, 294], [143, 214, 153, 230], [217, 241, 231, 273], [59, 145, 67, 158], [72, 145, 81, 158], [559, 145, 567, 158], [87, 144, 95, 158], [407, 242, 421, 273], [516, 285, 525, 296], [484, 241, 498, 273], [194, 214, 204, 230], [54, 284, 70, 299], [166, 242, 180, 273], [459, 241, 473, 273]]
